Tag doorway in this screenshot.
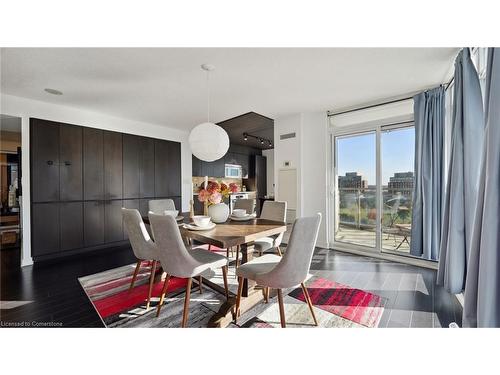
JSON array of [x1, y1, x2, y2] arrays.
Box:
[[0, 114, 22, 270]]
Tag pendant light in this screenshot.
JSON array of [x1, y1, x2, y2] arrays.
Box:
[[188, 64, 229, 162]]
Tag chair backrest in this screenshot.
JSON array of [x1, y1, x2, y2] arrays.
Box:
[[233, 198, 255, 214], [260, 200, 287, 222], [149, 199, 176, 214], [257, 213, 322, 289], [122, 208, 157, 260], [148, 213, 201, 278]]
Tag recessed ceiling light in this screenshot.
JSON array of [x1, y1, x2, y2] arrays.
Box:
[[44, 88, 63, 95]]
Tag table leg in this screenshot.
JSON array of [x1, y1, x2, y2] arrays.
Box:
[[240, 242, 255, 297]]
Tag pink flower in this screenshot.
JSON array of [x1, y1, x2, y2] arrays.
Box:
[[209, 192, 222, 204], [228, 183, 239, 193], [198, 189, 210, 202]]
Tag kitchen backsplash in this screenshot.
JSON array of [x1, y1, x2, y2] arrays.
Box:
[[192, 176, 244, 193]]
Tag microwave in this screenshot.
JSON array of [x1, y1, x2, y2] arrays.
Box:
[[225, 164, 242, 178]]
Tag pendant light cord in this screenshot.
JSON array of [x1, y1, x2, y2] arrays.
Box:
[[206, 69, 210, 123]]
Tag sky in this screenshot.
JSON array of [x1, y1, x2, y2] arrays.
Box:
[[337, 128, 415, 185]]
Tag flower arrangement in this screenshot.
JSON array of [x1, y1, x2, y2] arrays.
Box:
[[198, 181, 239, 205]]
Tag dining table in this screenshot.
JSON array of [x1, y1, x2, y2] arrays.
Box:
[[143, 213, 287, 327]]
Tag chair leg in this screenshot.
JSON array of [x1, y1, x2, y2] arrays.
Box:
[[234, 277, 244, 323], [156, 274, 171, 317], [264, 287, 269, 303], [276, 246, 283, 256], [277, 289, 286, 328], [221, 266, 229, 300], [235, 245, 240, 268], [226, 247, 231, 258], [129, 260, 142, 291], [198, 275, 203, 294], [182, 278, 193, 328], [208, 244, 212, 251], [146, 260, 157, 310], [301, 283, 318, 326]]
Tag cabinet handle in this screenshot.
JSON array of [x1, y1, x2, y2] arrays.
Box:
[[47, 160, 54, 165], [64, 161, 72, 166]]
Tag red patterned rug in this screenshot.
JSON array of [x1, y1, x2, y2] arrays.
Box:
[[288, 277, 384, 327], [79, 256, 385, 328]]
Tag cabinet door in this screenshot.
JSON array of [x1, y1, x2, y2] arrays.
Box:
[[122, 199, 139, 240], [167, 141, 182, 196], [224, 152, 238, 166], [123, 134, 141, 199], [60, 202, 84, 251], [83, 128, 104, 200], [59, 124, 83, 201], [201, 160, 214, 178], [84, 200, 105, 246], [31, 119, 60, 202], [139, 137, 155, 198], [256, 155, 267, 197], [103, 131, 123, 200], [192, 155, 202, 177], [32, 203, 59, 256], [213, 157, 225, 178], [154, 139, 169, 197], [105, 200, 124, 243]]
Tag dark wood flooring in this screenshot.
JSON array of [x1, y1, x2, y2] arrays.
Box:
[[0, 245, 462, 328]]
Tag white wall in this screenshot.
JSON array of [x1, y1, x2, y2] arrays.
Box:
[[1, 93, 192, 266], [274, 111, 328, 248], [261, 148, 274, 196]]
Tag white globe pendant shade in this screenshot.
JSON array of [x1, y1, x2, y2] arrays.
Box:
[[189, 122, 230, 162]]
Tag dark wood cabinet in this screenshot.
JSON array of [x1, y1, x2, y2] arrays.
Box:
[[154, 139, 169, 197], [59, 124, 83, 201], [83, 128, 104, 200], [31, 119, 60, 202], [192, 155, 202, 177], [32, 203, 60, 256], [60, 202, 84, 251], [103, 131, 123, 200], [84, 200, 105, 247], [30, 118, 182, 261], [105, 200, 124, 243], [213, 157, 225, 178], [139, 137, 155, 198], [122, 134, 141, 199]]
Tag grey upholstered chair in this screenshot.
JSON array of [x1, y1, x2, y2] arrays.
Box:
[[148, 199, 176, 214], [148, 213, 230, 327], [122, 208, 161, 310], [233, 198, 255, 214], [254, 201, 287, 256], [235, 213, 322, 328]]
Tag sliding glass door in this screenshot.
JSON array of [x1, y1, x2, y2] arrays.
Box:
[[333, 123, 417, 259], [381, 125, 415, 255], [334, 132, 377, 250]]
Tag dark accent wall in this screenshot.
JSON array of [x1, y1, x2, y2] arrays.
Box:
[[30, 118, 182, 261]]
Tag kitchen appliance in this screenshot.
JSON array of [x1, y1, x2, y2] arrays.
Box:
[[225, 164, 243, 179], [229, 193, 249, 213]]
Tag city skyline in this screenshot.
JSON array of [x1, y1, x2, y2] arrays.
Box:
[[336, 127, 415, 184]]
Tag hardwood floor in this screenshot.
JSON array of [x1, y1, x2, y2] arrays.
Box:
[[0, 245, 462, 328]]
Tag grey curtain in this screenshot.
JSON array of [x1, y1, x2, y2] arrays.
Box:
[[437, 48, 485, 293], [463, 48, 500, 327], [410, 86, 445, 260]]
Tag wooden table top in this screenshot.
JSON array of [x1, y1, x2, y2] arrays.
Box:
[[143, 214, 286, 248]]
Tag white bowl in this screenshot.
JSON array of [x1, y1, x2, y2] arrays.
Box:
[[192, 215, 211, 227], [232, 209, 247, 218], [164, 210, 179, 217]]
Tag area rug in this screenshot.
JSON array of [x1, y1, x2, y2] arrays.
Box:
[[79, 251, 385, 328]]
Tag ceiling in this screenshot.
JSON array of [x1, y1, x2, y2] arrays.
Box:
[[218, 112, 273, 150], [0, 48, 458, 131]]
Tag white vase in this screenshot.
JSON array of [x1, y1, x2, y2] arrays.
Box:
[[208, 203, 229, 223]]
